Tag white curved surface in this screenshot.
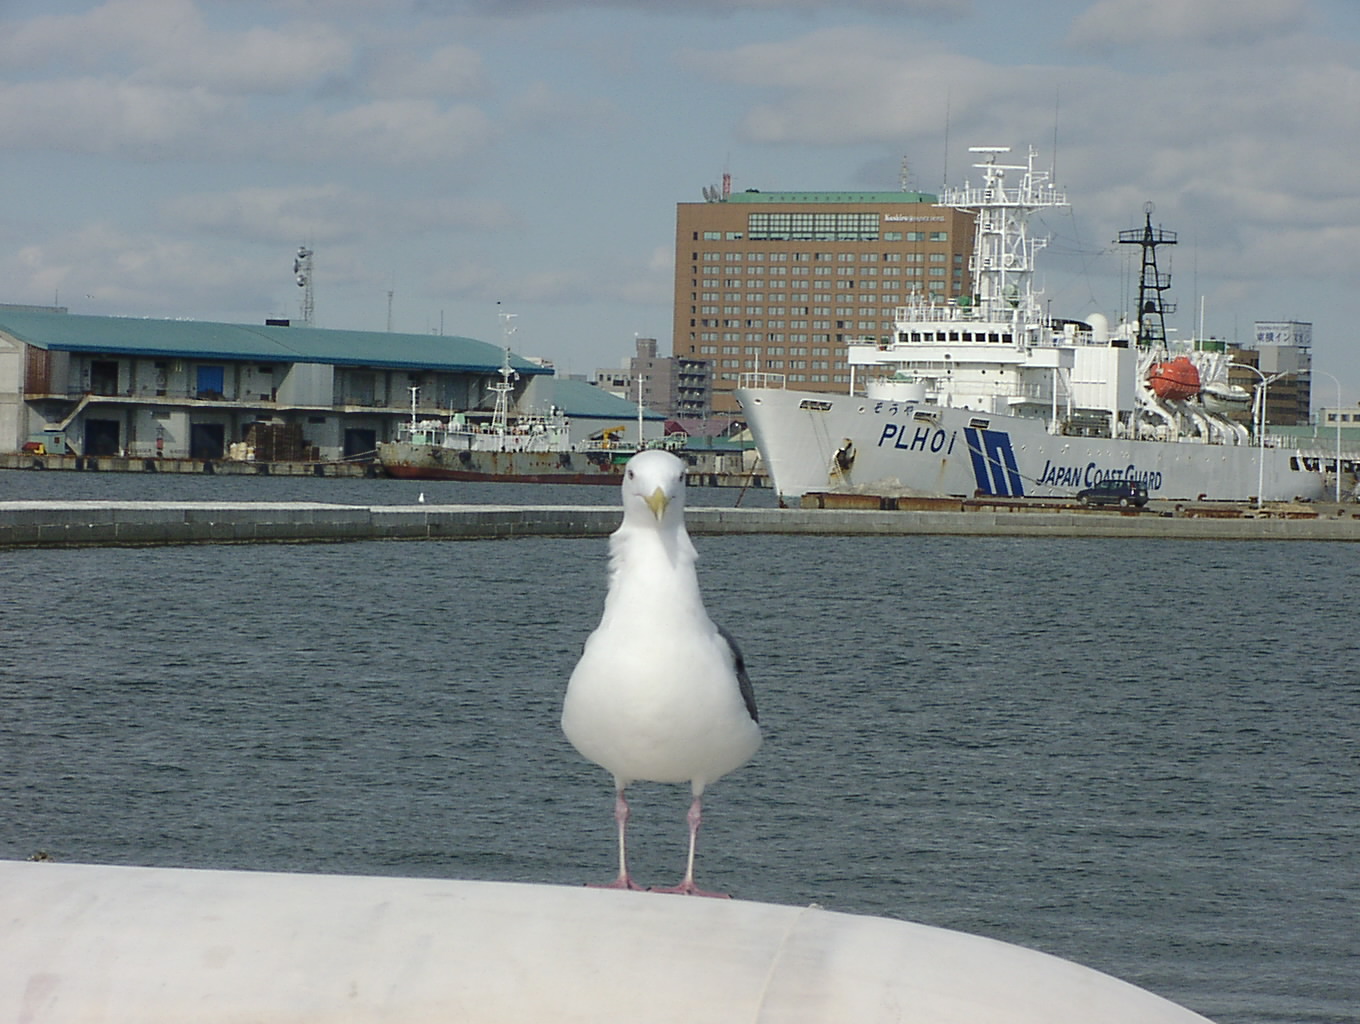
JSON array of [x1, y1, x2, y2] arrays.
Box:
[[2, 860, 1215, 1023]]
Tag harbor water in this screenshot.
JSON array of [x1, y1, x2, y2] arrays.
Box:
[[1, 470, 1355, 1023]]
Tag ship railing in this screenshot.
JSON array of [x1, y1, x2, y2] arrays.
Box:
[[738, 372, 787, 390]]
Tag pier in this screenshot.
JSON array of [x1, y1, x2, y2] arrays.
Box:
[[2, 499, 1359, 548], [0, 453, 765, 488]]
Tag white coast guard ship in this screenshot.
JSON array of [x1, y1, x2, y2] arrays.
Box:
[[735, 146, 1326, 506]]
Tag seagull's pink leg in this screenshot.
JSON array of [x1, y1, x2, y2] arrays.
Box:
[[590, 787, 642, 891], [651, 794, 731, 898]]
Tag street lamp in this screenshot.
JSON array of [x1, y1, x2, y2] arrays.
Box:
[[1240, 364, 1293, 510], [1313, 369, 1343, 503]]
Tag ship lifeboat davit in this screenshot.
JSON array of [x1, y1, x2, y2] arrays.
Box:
[[1148, 356, 1201, 401]]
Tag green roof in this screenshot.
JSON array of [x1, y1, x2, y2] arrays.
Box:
[[533, 376, 666, 422], [722, 190, 939, 204], [0, 309, 549, 376]]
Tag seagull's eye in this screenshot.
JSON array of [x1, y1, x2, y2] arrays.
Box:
[[626, 469, 633, 478]]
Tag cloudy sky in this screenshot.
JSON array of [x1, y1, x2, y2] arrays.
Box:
[[2, 0, 1358, 400]]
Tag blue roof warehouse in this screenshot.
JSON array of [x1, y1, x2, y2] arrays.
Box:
[[0, 307, 662, 462]]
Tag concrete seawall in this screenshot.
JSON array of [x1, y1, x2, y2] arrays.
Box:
[[3, 500, 1360, 548]]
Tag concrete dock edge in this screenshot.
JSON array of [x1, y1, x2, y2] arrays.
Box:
[[3, 501, 1360, 547]]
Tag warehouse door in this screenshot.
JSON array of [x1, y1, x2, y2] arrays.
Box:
[[344, 429, 377, 459], [196, 365, 226, 399], [84, 419, 121, 456], [190, 423, 225, 460]]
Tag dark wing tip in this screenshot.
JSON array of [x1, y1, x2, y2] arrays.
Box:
[[716, 623, 759, 724]]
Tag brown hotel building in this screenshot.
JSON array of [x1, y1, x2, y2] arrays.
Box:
[[673, 189, 976, 414]]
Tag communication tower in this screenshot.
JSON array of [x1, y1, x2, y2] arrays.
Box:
[[293, 246, 314, 326]]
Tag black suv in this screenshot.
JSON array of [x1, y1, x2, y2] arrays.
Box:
[[1076, 479, 1149, 507]]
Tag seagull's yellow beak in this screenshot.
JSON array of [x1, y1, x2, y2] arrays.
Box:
[[644, 486, 669, 520]]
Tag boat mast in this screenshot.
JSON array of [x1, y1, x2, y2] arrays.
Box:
[[1118, 202, 1177, 350], [488, 310, 519, 446]]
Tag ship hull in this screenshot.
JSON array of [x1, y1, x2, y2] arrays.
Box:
[[736, 385, 1327, 505], [377, 442, 626, 484]]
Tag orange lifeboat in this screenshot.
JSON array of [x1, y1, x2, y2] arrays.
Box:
[[1148, 356, 1201, 401]]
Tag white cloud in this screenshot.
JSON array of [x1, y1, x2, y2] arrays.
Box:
[[143, 21, 354, 95], [292, 99, 496, 163], [507, 81, 624, 133], [433, 247, 671, 308], [7, 223, 274, 315], [0, 77, 240, 157], [365, 44, 487, 100], [0, 0, 354, 94], [682, 29, 1006, 147], [0, 0, 199, 73], [1066, 0, 1309, 51], [427, 0, 969, 14], [160, 185, 515, 245], [0, 78, 496, 166]]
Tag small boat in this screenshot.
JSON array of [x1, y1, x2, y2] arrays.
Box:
[[377, 332, 684, 483], [1200, 380, 1252, 416]]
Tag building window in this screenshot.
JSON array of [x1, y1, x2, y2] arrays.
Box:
[[749, 212, 880, 241]]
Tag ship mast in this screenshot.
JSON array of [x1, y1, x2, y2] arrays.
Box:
[[941, 146, 1068, 328], [1118, 202, 1177, 350]]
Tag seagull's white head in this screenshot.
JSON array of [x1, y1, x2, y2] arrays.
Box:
[[621, 449, 686, 526]]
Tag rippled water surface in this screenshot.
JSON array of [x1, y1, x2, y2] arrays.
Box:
[[2, 472, 1356, 1023]]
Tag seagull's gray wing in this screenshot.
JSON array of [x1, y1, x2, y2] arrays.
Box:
[[716, 623, 759, 724]]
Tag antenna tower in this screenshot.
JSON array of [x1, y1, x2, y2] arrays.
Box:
[[293, 246, 314, 326], [1117, 203, 1177, 349]]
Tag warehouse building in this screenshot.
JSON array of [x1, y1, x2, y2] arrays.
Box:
[[0, 307, 660, 460]]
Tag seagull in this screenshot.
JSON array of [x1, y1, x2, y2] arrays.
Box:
[[562, 449, 761, 897]]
